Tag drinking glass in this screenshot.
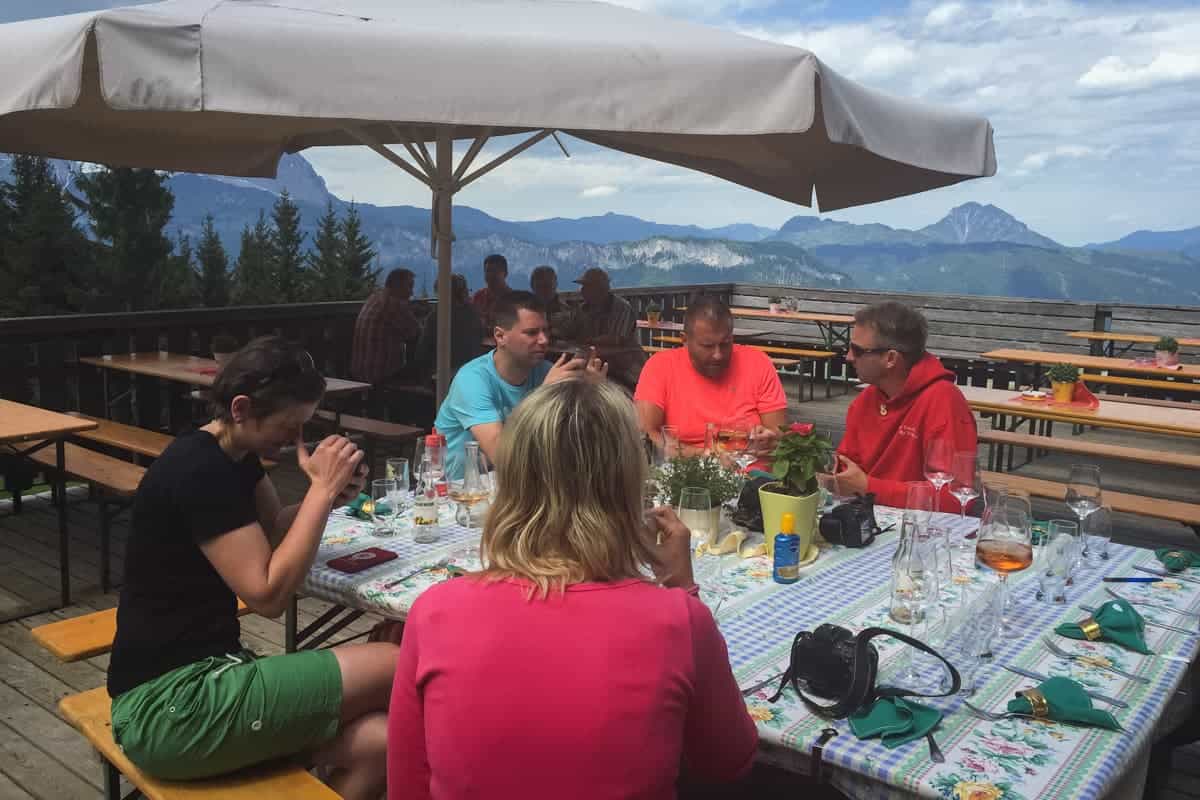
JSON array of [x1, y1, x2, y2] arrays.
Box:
[[975, 497, 1033, 632], [1083, 504, 1113, 565], [1065, 464, 1103, 527], [897, 527, 940, 686], [1035, 524, 1075, 604], [924, 439, 955, 513], [949, 452, 981, 527], [718, 418, 756, 473], [677, 486, 714, 547], [660, 426, 681, 461], [386, 457, 410, 513], [370, 478, 398, 537], [940, 582, 1003, 695], [644, 478, 663, 542], [452, 443, 491, 529], [905, 481, 934, 527]]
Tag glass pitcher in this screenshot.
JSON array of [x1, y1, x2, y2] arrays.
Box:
[[453, 441, 491, 529]]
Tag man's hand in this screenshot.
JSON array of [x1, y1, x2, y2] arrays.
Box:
[[544, 352, 586, 385], [584, 353, 609, 384], [836, 454, 869, 496], [748, 424, 779, 458], [648, 507, 695, 590]]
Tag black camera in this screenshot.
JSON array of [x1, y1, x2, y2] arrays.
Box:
[[818, 493, 880, 548]]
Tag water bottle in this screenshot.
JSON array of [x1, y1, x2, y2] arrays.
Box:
[[413, 452, 441, 544], [772, 512, 800, 584]]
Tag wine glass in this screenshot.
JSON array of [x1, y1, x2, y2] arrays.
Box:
[[905, 481, 934, 528], [370, 478, 397, 537], [1065, 464, 1103, 527], [1083, 504, 1112, 565], [677, 486, 714, 547], [660, 425, 681, 461], [949, 452, 980, 525], [924, 439, 955, 513], [975, 497, 1033, 632], [718, 418, 756, 474]]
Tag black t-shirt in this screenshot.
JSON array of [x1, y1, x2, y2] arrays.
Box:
[[108, 430, 265, 697]]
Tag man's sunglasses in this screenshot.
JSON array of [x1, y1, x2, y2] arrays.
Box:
[[848, 343, 900, 358], [239, 349, 318, 393]]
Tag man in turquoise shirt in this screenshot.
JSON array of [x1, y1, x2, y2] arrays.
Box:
[[435, 292, 607, 479]]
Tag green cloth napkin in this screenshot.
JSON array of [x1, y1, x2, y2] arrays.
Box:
[[1155, 548, 1200, 572], [848, 697, 941, 748], [345, 492, 372, 520], [1055, 599, 1152, 654], [1007, 676, 1121, 731]]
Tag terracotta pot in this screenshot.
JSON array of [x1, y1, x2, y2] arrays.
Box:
[[1051, 381, 1075, 403], [646, 310, 661, 325], [758, 482, 818, 559]]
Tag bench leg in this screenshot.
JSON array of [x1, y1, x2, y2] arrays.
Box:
[[100, 496, 111, 594], [12, 486, 21, 514], [285, 595, 299, 653], [56, 440, 71, 608]]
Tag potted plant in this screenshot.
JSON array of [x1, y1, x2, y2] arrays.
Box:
[[1045, 362, 1079, 403], [768, 295, 783, 314], [1155, 336, 1180, 367], [211, 334, 239, 367], [645, 300, 662, 326], [760, 423, 834, 557], [654, 454, 742, 545]]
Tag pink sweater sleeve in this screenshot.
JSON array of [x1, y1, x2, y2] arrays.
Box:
[[681, 595, 758, 781], [388, 614, 431, 800]]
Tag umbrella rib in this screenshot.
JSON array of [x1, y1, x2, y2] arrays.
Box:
[[452, 129, 493, 184], [457, 129, 555, 191], [343, 125, 432, 187]]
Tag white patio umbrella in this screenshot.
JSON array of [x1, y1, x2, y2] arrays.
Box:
[[0, 0, 996, 401]]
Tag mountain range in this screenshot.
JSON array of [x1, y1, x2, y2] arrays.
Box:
[[3, 152, 1198, 304]]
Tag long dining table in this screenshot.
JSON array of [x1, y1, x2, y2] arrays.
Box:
[[981, 348, 1200, 382], [298, 504, 1193, 799]]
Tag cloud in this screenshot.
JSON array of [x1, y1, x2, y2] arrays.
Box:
[[580, 185, 619, 198], [924, 2, 965, 28], [1013, 145, 1102, 176], [1078, 52, 1200, 93]]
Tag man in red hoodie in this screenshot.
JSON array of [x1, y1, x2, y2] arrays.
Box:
[[836, 301, 977, 509]]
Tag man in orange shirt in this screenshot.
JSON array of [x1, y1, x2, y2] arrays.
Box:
[[634, 296, 786, 458]]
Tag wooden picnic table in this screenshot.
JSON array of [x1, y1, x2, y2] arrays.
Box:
[[79, 352, 371, 396], [959, 384, 1200, 439], [981, 348, 1200, 380], [1067, 331, 1200, 357], [0, 399, 98, 617], [728, 306, 854, 350], [636, 319, 764, 338]]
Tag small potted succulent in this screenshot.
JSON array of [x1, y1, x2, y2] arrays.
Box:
[[768, 295, 783, 314], [211, 334, 239, 367], [645, 300, 662, 326], [654, 454, 742, 546], [760, 423, 835, 557], [1155, 336, 1180, 367], [1045, 362, 1079, 403]]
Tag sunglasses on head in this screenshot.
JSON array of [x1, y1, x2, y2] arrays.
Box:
[[240, 349, 317, 393]]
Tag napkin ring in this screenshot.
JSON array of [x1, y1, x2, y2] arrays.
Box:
[[1078, 616, 1103, 641], [1019, 688, 1050, 719], [1167, 551, 1183, 559]]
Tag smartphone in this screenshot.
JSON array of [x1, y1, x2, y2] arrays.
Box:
[[327, 547, 398, 574]]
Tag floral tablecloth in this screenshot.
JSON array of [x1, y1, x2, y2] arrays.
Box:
[[302, 506, 1198, 800]]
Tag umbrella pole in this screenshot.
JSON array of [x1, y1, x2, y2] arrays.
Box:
[[434, 129, 454, 406]]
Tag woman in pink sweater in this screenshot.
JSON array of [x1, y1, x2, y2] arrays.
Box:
[[387, 380, 757, 799]]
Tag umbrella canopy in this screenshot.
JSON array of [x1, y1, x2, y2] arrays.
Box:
[[0, 0, 997, 399]]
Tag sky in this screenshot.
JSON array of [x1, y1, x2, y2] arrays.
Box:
[[4, 0, 1200, 246]]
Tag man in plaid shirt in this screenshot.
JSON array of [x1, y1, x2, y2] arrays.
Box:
[[351, 268, 422, 385], [560, 267, 646, 391]]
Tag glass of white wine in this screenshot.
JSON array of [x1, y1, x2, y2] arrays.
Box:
[[451, 442, 491, 529]]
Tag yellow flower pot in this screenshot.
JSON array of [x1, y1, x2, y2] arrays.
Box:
[[1051, 380, 1075, 403], [646, 310, 661, 325], [758, 482, 818, 559]]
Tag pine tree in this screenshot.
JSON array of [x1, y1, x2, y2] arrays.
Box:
[[269, 190, 306, 302], [196, 214, 231, 307], [339, 203, 379, 299], [306, 200, 344, 301], [233, 212, 275, 305], [156, 233, 199, 309], [76, 166, 176, 311]]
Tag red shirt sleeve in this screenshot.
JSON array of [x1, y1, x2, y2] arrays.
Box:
[[681, 594, 758, 781], [633, 350, 669, 410], [388, 605, 431, 800]]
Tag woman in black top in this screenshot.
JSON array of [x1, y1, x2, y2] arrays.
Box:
[[108, 336, 394, 799]]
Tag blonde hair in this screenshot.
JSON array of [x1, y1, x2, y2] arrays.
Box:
[[480, 380, 656, 598]]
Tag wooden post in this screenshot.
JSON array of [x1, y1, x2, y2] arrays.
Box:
[[435, 130, 454, 406]]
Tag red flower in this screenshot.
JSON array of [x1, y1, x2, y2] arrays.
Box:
[[788, 422, 815, 436]]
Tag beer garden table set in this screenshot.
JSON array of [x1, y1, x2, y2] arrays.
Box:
[[299, 502, 1198, 799]]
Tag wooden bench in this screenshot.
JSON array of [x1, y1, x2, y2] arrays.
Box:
[[60, 687, 338, 800], [31, 600, 252, 662], [647, 336, 831, 400], [1081, 373, 1200, 396], [980, 470, 1200, 531], [311, 410, 423, 475], [979, 429, 1200, 473], [27, 442, 144, 593], [65, 413, 278, 469]]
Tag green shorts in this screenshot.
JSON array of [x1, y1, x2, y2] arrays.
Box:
[[110, 649, 342, 781]]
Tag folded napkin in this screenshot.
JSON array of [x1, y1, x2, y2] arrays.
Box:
[[1007, 676, 1121, 730], [1070, 380, 1099, 407], [345, 492, 373, 520], [1155, 548, 1200, 572], [848, 697, 941, 748], [1056, 599, 1152, 654]]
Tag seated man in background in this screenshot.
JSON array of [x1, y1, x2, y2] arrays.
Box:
[[471, 253, 513, 328], [558, 267, 646, 392], [434, 292, 605, 479], [415, 273, 485, 379], [836, 301, 977, 508], [350, 267, 421, 385], [529, 264, 568, 336], [634, 295, 785, 458]]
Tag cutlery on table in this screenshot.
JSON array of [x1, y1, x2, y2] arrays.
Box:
[[382, 560, 449, 590], [740, 671, 785, 697], [1042, 637, 1150, 683], [1133, 565, 1200, 585], [925, 732, 944, 763], [1081, 603, 1199, 637], [1105, 587, 1200, 620], [1001, 664, 1128, 709], [962, 699, 1124, 730]]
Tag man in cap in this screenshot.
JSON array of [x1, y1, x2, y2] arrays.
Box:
[[559, 267, 646, 391]]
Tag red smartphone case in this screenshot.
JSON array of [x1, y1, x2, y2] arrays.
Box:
[[327, 547, 399, 574]]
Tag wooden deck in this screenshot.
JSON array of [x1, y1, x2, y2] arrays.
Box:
[[3, 389, 1200, 797]]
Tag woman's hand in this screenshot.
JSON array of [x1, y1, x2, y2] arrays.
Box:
[[297, 435, 364, 503], [648, 506, 696, 590]]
